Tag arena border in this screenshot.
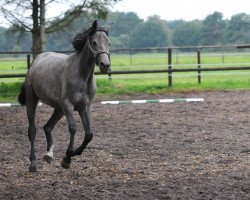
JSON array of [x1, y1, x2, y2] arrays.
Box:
[[101, 98, 204, 105]]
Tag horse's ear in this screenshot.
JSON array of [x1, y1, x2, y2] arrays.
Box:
[[92, 20, 98, 30], [106, 22, 113, 33]]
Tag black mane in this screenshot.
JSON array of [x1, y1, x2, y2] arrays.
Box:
[[72, 23, 108, 52]]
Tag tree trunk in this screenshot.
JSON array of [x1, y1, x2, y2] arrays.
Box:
[[32, 0, 40, 58], [32, 0, 46, 58], [40, 0, 46, 52]]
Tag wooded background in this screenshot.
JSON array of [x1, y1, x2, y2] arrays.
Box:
[[0, 1, 250, 52]]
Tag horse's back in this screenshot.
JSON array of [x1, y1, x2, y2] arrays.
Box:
[[31, 52, 68, 71]]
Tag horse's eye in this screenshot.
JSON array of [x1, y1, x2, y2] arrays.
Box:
[[92, 41, 97, 46]]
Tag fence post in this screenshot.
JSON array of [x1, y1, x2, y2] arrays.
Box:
[[129, 51, 132, 66], [27, 54, 31, 69], [168, 48, 172, 87], [197, 51, 201, 84], [221, 47, 224, 63]]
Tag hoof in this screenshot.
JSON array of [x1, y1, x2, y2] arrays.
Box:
[[61, 157, 71, 169], [29, 163, 37, 172], [43, 155, 53, 164]]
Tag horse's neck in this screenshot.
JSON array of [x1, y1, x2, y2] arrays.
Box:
[[78, 45, 95, 82]]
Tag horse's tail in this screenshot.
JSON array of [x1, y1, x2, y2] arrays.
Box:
[[18, 83, 26, 106]]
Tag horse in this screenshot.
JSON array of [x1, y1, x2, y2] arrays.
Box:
[[18, 20, 111, 172]]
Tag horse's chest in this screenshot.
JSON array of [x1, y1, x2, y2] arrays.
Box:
[[66, 81, 95, 109], [74, 90, 84, 102], [71, 88, 89, 109]]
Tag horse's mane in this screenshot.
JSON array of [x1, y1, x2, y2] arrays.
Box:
[[72, 22, 108, 52]]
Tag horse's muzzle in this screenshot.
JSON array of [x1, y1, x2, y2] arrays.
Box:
[[99, 62, 110, 73]]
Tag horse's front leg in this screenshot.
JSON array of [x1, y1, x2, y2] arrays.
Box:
[[74, 105, 93, 156], [43, 109, 64, 164], [61, 99, 77, 169]]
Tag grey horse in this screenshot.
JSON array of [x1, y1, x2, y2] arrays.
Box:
[[18, 20, 111, 172]]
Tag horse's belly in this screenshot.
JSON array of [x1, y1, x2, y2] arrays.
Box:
[[33, 79, 62, 109]]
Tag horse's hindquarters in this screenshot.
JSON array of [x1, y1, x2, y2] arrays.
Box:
[[28, 53, 68, 108]]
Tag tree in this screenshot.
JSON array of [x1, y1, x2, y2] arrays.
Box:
[[172, 20, 202, 46], [110, 34, 130, 49], [109, 12, 143, 37], [201, 11, 226, 45], [225, 13, 250, 44], [129, 16, 169, 48], [0, 0, 120, 55], [168, 20, 186, 30], [106, 11, 142, 48]]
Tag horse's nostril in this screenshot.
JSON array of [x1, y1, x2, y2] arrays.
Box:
[[100, 62, 110, 69], [99, 62, 110, 73], [106, 64, 110, 68]]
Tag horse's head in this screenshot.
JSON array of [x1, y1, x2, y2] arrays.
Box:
[[88, 20, 111, 73], [73, 20, 111, 73]]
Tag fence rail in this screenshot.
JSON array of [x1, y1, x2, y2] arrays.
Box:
[[1, 44, 250, 87]]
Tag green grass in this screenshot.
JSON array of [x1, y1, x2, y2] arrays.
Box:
[[1, 51, 250, 102], [0, 82, 23, 102], [0, 59, 27, 74], [96, 71, 250, 95]]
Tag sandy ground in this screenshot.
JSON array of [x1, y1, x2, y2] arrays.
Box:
[[0, 91, 249, 199]]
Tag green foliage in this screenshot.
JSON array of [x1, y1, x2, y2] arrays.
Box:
[[172, 20, 202, 46], [109, 12, 143, 37], [1, 11, 250, 51], [110, 34, 130, 49], [107, 12, 142, 49], [129, 16, 169, 48], [201, 12, 226, 45], [225, 13, 250, 44]]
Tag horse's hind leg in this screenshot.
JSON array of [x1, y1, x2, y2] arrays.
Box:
[[43, 109, 63, 163], [26, 86, 39, 172]]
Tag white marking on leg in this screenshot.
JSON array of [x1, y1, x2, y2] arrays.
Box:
[[46, 145, 54, 158]]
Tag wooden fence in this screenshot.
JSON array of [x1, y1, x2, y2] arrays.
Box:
[[1, 45, 250, 87]]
